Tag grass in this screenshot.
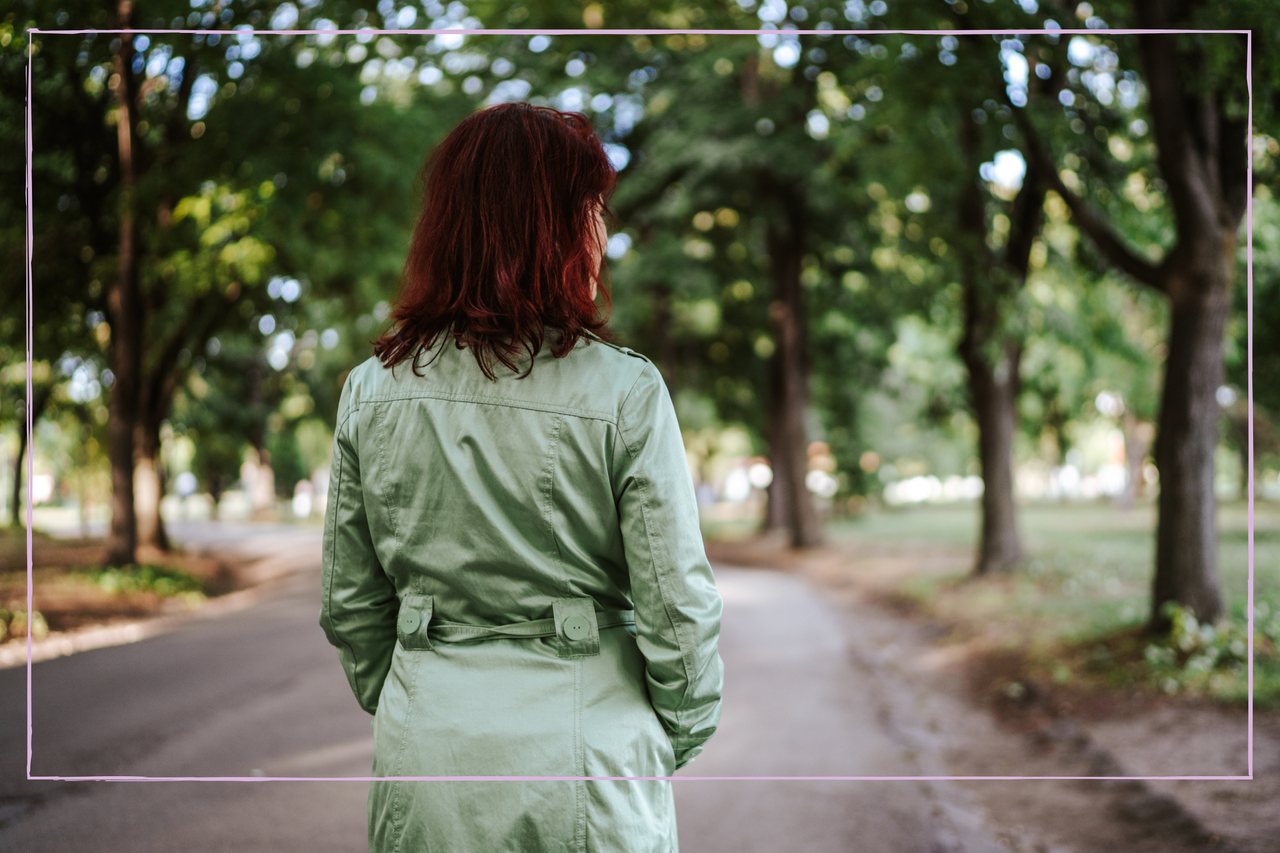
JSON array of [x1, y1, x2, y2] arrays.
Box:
[[743, 498, 1280, 711], [827, 498, 1279, 628], [81, 563, 207, 598]]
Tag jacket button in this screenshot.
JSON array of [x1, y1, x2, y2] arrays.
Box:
[[563, 615, 590, 640], [398, 609, 422, 634]]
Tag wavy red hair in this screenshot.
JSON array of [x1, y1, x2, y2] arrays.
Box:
[[374, 102, 616, 379]]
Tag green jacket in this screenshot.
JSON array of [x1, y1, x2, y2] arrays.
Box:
[[319, 332, 724, 853]]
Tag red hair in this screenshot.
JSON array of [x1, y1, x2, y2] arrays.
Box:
[[374, 102, 616, 379]]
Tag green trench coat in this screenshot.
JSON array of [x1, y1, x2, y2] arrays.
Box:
[[319, 332, 725, 853]]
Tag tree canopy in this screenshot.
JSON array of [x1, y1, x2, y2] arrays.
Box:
[[6, 0, 1278, 632]]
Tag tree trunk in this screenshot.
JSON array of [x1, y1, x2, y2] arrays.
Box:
[[134, 419, 169, 552], [761, 176, 823, 548], [208, 474, 224, 521], [1134, 5, 1245, 630], [10, 386, 53, 527], [135, 359, 179, 553], [1151, 273, 1231, 627], [954, 106, 1044, 573], [963, 343, 1025, 572], [764, 384, 792, 532], [1117, 410, 1154, 509], [133, 287, 231, 549], [243, 445, 276, 518], [240, 363, 277, 518], [105, 2, 141, 566], [1226, 408, 1274, 502]]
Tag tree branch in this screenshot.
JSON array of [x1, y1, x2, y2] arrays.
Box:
[[610, 163, 691, 222], [1016, 111, 1166, 293], [141, 290, 222, 427], [162, 49, 199, 160], [1005, 149, 1047, 280], [1133, 6, 1219, 241]]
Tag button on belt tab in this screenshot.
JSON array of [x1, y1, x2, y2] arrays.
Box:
[[563, 614, 590, 640], [398, 609, 422, 634]]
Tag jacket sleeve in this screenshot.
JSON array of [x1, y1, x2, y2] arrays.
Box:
[[613, 361, 724, 769], [319, 373, 399, 715]]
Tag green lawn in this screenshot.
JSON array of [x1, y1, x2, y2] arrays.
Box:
[[820, 498, 1280, 708], [826, 498, 1279, 627]]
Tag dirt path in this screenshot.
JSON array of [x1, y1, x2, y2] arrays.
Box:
[[675, 566, 1009, 853], [770, 549, 1279, 853]]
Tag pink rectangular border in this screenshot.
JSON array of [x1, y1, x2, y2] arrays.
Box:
[[22, 23, 1259, 778]]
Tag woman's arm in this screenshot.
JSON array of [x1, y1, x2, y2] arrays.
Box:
[[613, 360, 725, 769], [319, 372, 399, 715]]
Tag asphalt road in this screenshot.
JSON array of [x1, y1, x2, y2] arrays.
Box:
[[0, 524, 1005, 852]]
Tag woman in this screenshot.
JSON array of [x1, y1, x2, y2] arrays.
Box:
[[319, 102, 724, 853]]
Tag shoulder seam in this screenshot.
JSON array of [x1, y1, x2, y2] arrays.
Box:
[[598, 340, 654, 363], [615, 361, 659, 460], [361, 388, 619, 423]]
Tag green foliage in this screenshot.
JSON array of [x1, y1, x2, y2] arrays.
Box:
[[1153, 600, 1249, 663], [0, 608, 48, 642], [1140, 600, 1280, 705], [267, 423, 309, 498], [6, 2, 1277, 543], [552, 22, 907, 491], [84, 562, 206, 598]]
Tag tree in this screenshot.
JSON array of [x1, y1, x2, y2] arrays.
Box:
[[949, 28, 1049, 573], [0, 6, 111, 528], [7, 0, 476, 558], [603, 33, 845, 548], [1019, 0, 1266, 627], [559, 15, 902, 548], [860, 7, 1050, 573]]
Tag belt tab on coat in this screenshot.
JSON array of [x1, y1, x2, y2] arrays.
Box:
[[552, 598, 600, 659], [396, 594, 435, 651]]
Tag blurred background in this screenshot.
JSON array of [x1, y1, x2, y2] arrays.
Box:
[[2, 0, 1278, 711]]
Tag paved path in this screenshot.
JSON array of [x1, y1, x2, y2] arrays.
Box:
[[0, 524, 1004, 852]]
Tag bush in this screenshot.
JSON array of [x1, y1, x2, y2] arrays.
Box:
[[84, 564, 206, 599], [1142, 601, 1280, 700], [0, 608, 49, 642]]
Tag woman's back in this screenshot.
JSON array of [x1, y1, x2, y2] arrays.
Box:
[[322, 332, 723, 853], [346, 332, 655, 623], [320, 100, 721, 853]]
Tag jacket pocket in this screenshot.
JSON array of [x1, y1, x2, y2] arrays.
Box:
[[396, 594, 434, 650]]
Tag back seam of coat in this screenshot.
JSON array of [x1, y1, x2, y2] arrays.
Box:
[[538, 414, 572, 592], [389, 650, 423, 853], [573, 657, 587, 853], [371, 404, 401, 557]]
